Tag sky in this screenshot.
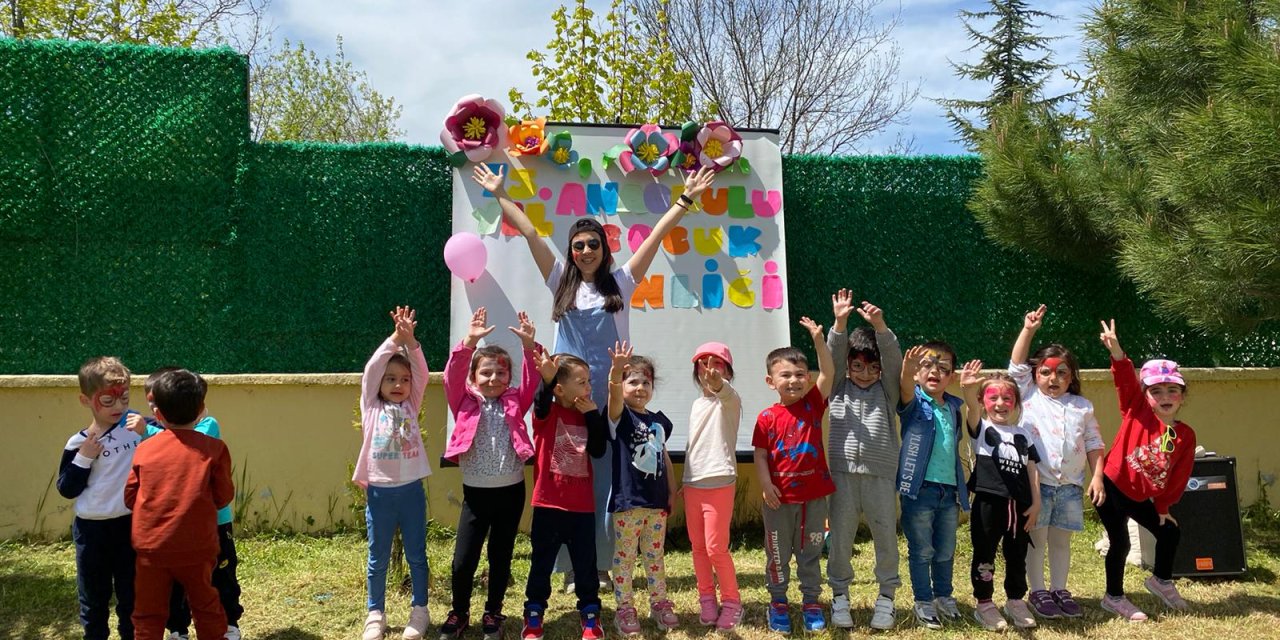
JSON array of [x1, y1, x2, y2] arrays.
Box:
[[268, 0, 1092, 156]]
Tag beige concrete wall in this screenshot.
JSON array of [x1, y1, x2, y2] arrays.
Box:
[[3, 368, 1276, 540]]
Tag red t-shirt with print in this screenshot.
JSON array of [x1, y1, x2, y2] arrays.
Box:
[[531, 401, 596, 512], [752, 386, 836, 504]]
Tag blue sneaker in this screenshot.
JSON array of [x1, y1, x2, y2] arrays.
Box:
[[521, 604, 544, 640], [769, 601, 792, 635], [580, 604, 603, 640], [802, 603, 825, 633]]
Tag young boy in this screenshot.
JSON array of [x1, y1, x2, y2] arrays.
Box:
[[753, 316, 836, 634], [896, 342, 970, 630], [126, 368, 244, 640], [124, 369, 234, 640], [58, 356, 143, 640], [824, 290, 902, 631], [522, 351, 608, 640]]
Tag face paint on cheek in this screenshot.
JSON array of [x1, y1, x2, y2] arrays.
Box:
[[982, 386, 1015, 413]]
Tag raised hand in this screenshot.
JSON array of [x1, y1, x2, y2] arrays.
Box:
[[902, 345, 928, 377], [799, 316, 823, 341], [391, 306, 418, 347], [959, 360, 985, 388], [682, 165, 716, 201], [471, 163, 506, 194], [508, 311, 536, 349], [831, 289, 853, 330], [1024, 304, 1047, 332], [535, 349, 560, 383], [857, 300, 887, 331], [466, 307, 496, 346], [608, 340, 633, 372], [1099, 318, 1124, 359], [697, 357, 725, 394]]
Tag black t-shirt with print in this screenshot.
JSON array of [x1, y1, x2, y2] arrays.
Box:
[[608, 408, 673, 513], [969, 419, 1041, 506]]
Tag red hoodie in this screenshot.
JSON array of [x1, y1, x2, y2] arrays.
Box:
[[125, 429, 233, 566], [1103, 357, 1196, 514]]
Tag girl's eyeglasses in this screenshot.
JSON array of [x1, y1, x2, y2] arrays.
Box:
[[572, 239, 601, 252]]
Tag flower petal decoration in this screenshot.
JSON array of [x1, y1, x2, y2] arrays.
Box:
[[509, 118, 550, 156], [546, 130, 580, 169], [607, 123, 680, 176], [695, 121, 744, 173], [440, 94, 509, 166]]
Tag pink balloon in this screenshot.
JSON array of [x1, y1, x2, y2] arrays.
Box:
[[444, 232, 487, 282]]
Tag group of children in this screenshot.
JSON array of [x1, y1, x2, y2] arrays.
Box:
[[59, 360, 241, 640]]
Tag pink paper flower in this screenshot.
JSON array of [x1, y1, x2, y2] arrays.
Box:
[[614, 124, 679, 176], [440, 94, 509, 165], [696, 121, 743, 172]]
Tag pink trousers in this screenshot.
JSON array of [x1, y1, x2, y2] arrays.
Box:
[[683, 484, 739, 602]]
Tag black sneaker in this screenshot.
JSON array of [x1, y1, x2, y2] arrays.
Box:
[[482, 612, 507, 640], [439, 610, 469, 640]]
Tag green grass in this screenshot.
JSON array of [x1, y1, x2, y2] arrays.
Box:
[[3, 518, 1280, 639]]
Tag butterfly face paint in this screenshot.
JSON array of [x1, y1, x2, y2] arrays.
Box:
[[983, 384, 1018, 424], [1035, 356, 1073, 398]]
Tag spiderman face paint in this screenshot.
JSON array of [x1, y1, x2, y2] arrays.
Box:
[[84, 384, 130, 426]]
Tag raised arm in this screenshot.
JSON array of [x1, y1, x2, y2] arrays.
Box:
[[1012, 304, 1046, 365], [508, 312, 541, 413], [393, 307, 429, 412], [900, 345, 925, 407], [606, 341, 633, 424], [958, 360, 985, 435], [626, 166, 715, 279], [828, 290, 853, 382], [472, 163, 556, 280], [1100, 319, 1142, 411], [801, 316, 834, 399], [362, 335, 400, 413], [532, 350, 560, 420]]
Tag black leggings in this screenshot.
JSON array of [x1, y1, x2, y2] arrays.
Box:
[[1094, 475, 1181, 596], [525, 506, 599, 611], [452, 481, 527, 615], [969, 492, 1030, 601]]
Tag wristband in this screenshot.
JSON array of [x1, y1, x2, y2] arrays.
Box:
[[678, 194, 695, 207]]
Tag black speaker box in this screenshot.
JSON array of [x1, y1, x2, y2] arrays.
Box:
[[1168, 456, 1247, 578]]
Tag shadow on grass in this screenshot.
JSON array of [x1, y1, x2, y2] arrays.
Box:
[[257, 627, 325, 640], [0, 568, 82, 640]]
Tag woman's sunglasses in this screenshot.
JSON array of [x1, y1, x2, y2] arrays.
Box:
[[572, 239, 601, 252]]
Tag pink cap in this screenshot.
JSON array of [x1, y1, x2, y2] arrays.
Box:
[[691, 341, 733, 367], [1140, 359, 1185, 387]]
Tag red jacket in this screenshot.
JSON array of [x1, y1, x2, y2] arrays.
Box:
[[1103, 357, 1196, 514], [125, 428, 234, 565]]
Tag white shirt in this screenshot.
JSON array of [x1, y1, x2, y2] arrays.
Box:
[[1009, 361, 1106, 487], [545, 261, 639, 343]]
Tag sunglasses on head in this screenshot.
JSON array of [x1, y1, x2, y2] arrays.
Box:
[[572, 239, 601, 252]]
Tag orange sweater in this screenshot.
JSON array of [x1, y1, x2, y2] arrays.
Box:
[[125, 429, 233, 565]]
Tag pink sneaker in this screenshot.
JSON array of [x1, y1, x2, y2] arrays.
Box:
[[650, 600, 679, 631], [1101, 595, 1148, 622], [1145, 576, 1189, 610], [716, 600, 743, 632], [614, 605, 641, 636], [698, 595, 719, 626]]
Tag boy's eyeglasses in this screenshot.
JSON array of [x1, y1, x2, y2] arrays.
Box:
[[849, 362, 882, 374], [572, 239, 601, 252]]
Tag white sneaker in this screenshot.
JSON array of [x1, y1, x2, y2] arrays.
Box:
[[870, 596, 896, 631], [364, 610, 388, 640], [168, 633, 189, 640], [913, 602, 942, 630], [404, 605, 431, 640], [831, 594, 853, 629], [224, 626, 242, 640]]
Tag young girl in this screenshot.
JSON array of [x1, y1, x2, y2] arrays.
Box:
[[472, 162, 717, 592], [960, 364, 1042, 631], [354, 307, 432, 640], [1010, 304, 1105, 618], [682, 342, 744, 631], [1095, 319, 1197, 622], [439, 308, 540, 640], [605, 342, 679, 635]]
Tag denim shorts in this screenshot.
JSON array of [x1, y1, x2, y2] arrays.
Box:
[[1032, 483, 1084, 531]]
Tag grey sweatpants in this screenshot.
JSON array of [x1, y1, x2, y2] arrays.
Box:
[[826, 472, 902, 598], [763, 496, 828, 602]]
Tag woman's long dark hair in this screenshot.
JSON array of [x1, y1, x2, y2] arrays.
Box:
[[552, 218, 624, 322]]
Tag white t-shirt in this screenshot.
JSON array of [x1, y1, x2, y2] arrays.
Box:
[[545, 261, 638, 343]]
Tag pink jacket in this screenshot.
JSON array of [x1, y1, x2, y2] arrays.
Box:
[[443, 341, 538, 463]]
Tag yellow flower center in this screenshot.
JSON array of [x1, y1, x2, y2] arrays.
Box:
[[553, 147, 570, 164], [463, 116, 487, 140], [637, 142, 660, 164], [704, 139, 724, 158]]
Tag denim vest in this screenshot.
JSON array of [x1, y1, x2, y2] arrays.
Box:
[[896, 387, 970, 510]]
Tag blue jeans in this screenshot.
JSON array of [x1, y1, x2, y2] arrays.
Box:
[[366, 480, 429, 611], [900, 482, 959, 602]]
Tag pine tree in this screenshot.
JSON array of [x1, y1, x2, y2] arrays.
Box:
[[970, 0, 1280, 332], [938, 0, 1067, 149]]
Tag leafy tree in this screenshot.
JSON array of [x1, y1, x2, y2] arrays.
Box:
[[251, 37, 402, 143], [1, 0, 402, 143], [937, 0, 1068, 148], [970, 0, 1280, 332], [509, 0, 703, 125]]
